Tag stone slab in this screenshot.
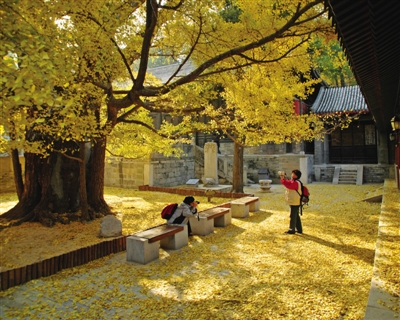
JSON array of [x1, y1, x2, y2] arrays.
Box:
[[126, 236, 159, 265], [214, 210, 232, 227], [364, 279, 399, 319], [189, 216, 214, 236], [231, 197, 260, 212], [160, 225, 188, 250], [230, 203, 249, 218]]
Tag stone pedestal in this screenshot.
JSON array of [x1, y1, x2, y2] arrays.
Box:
[[126, 236, 159, 264], [160, 225, 188, 250], [249, 199, 260, 212], [214, 210, 232, 227], [230, 203, 249, 218], [189, 216, 214, 235], [143, 163, 154, 186], [230, 197, 260, 217], [259, 179, 272, 192], [299, 153, 308, 183]]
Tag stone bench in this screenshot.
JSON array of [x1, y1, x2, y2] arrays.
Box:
[[189, 207, 231, 236], [230, 196, 260, 218], [126, 224, 188, 264]]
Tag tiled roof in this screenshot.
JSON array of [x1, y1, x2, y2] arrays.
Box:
[[148, 61, 196, 84], [311, 85, 369, 115], [325, 0, 400, 132]]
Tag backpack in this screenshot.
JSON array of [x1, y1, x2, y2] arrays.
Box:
[[161, 203, 178, 220], [296, 180, 310, 214]]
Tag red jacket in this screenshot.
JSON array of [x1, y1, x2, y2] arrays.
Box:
[[280, 178, 302, 205]]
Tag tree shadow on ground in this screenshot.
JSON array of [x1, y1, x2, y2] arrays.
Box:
[[300, 234, 375, 265], [233, 209, 273, 224], [210, 222, 246, 238]]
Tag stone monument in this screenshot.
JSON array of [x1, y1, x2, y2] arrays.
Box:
[[202, 142, 218, 186]]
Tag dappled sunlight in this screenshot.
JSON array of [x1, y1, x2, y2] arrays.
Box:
[[0, 183, 391, 318]]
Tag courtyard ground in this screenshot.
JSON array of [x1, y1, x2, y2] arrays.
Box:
[[0, 182, 398, 319]]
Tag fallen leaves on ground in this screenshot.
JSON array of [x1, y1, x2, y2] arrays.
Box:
[[0, 183, 393, 319], [0, 188, 225, 270]]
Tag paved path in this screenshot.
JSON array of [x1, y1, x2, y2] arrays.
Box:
[[1, 183, 399, 319]]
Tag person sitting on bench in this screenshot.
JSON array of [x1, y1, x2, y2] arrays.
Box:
[[167, 196, 199, 236]]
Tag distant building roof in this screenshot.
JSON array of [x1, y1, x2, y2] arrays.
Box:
[[311, 85, 369, 115], [148, 61, 196, 84]]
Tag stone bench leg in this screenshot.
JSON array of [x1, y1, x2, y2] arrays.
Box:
[[126, 236, 159, 265], [160, 225, 188, 250], [214, 211, 232, 227], [249, 200, 260, 212], [230, 203, 249, 218], [189, 217, 214, 236]]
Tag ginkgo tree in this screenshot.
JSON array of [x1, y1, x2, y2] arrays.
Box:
[[310, 36, 356, 87], [0, 0, 332, 227]]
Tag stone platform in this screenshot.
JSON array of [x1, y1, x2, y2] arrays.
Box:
[[180, 184, 232, 193]]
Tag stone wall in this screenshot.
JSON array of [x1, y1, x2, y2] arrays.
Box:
[[364, 165, 393, 183], [150, 158, 195, 187], [92, 156, 397, 188], [243, 153, 314, 183], [313, 165, 335, 182], [313, 164, 393, 183], [104, 156, 195, 188], [221, 142, 293, 156], [104, 144, 196, 188], [104, 157, 151, 189], [1, 150, 392, 194]]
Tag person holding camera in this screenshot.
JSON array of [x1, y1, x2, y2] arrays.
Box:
[[167, 196, 199, 236], [279, 169, 303, 235]]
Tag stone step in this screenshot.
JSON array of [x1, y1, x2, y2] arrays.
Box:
[[338, 169, 358, 185], [339, 178, 357, 182], [340, 175, 357, 179], [339, 175, 357, 179]]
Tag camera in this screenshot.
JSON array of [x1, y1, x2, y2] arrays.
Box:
[[278, 171, 286, 176]]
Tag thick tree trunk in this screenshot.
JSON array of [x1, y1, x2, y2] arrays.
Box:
[[79, 142, 89, 220], [11, 149, 24, 200], [231, 141, 244, 193], [87, 136, 110, 215], [0, 139, 110, 228], [0, 153, 44, 226]]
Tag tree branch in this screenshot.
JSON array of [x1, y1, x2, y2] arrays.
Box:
[[236, 36, 311, 64], [134, 0, 159, 91], [72, 11, 136, 83], [164, 15, 203, 85], [138, 0, 324, 96], [117, 118, 173, 138], [54, 150, 83, 163]]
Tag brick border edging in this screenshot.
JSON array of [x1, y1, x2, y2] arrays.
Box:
[[1, 236, 127, 291], [1, 188, 254, 291], [138, 185, 253, 199]]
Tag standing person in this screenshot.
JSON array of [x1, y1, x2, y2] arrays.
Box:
[[167, 196, 199, 235], [279, 169, 303, 234], [212, 134, 221, 154]]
